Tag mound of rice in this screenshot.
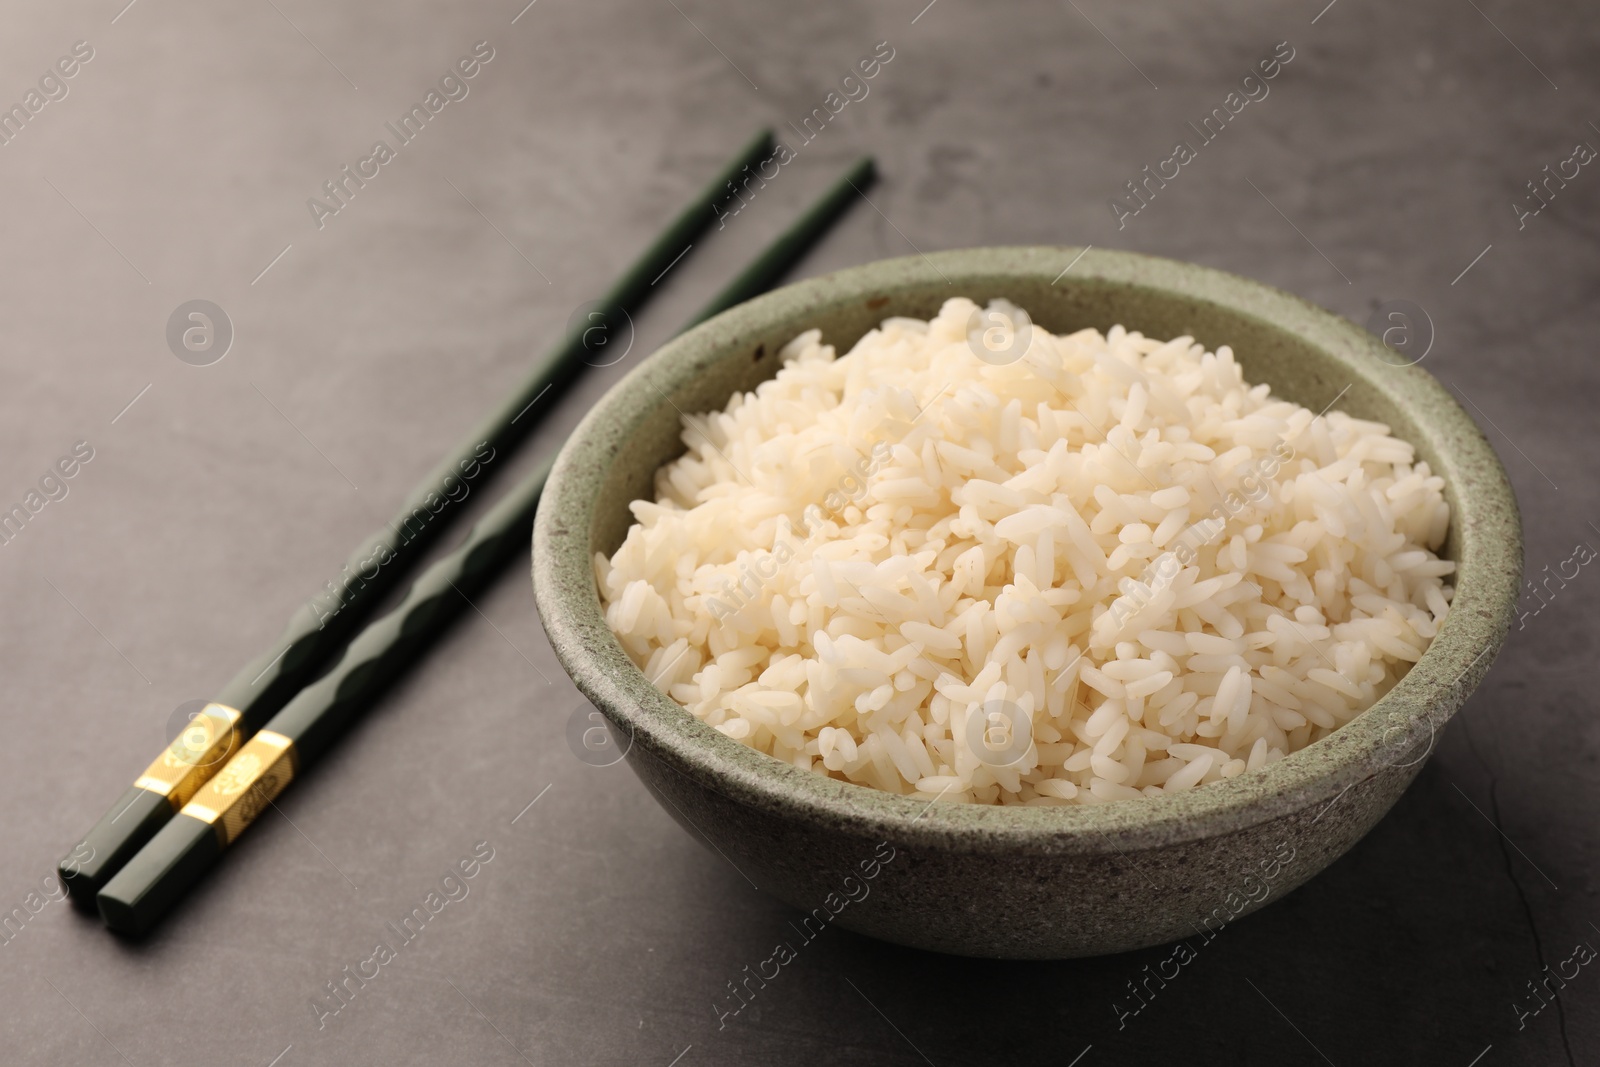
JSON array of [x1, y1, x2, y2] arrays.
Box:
[[597, 298, 1454, 805]]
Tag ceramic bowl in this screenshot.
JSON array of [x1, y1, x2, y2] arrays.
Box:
[[532, 247, 1521, 958]]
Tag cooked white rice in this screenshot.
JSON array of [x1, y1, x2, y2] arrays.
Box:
[[598, 298, 1454, 805]]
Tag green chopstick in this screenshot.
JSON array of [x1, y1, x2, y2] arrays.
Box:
[[96, 155, 877, 936], [60, 129, 775, 905], [681, 155, 875, 328]]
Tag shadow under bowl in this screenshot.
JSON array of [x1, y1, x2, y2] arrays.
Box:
[[532, 247, 1522, 959]]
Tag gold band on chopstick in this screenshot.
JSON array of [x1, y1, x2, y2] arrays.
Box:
[[134, 703, 244, 809], [181, 730, 298, 846]]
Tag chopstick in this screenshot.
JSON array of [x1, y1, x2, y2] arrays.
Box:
[[96, 155, 877, 936], [58, 129, 776, 904]]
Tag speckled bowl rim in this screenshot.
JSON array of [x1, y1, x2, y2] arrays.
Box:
[[533, 247, 1521, 856]]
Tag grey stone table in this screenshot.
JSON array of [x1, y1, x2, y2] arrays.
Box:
[[1, 0, 1594, 1064]]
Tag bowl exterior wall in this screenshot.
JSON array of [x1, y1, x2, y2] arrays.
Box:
[[622, 730, 1431, 958]]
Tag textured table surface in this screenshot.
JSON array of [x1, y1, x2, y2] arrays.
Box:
[[1, 0, 1596, 1064]]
